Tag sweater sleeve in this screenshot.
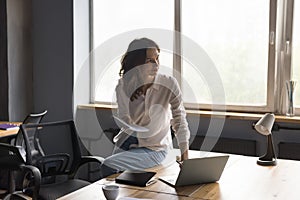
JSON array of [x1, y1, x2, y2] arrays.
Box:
[[115, 79, 132, 124], [169, 77, 190, 154]]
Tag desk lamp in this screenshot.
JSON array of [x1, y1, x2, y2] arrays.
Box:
[[254, 113, 277, 166]]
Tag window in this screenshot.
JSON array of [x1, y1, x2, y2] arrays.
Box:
[[181, 0, 271, 112], [92, 0, 173, 102], [91, 0, 298, 114], [292, 0, 300, 107]]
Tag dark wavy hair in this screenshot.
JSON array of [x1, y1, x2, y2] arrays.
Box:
[[119, 38, 160, 77]]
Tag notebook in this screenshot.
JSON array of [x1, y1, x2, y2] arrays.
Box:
[[159, 155, 229, 187], [115, 171, 157, 187], [0, 123, 19, 130]]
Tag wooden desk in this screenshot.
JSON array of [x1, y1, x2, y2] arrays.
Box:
[[58, 151, 300, 200], [0, 122, 20, 138]]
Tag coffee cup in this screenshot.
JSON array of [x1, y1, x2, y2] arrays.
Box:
[[102, 185, 119, 200]]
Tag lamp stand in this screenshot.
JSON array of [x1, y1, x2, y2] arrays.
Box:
[[257, 134, 277, 166]]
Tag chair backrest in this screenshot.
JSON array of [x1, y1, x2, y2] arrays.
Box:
[[20, 120, 83, 179], [0, 111, 46, 197], [14, 110, 47, 164], [0, 143, 25, 169]]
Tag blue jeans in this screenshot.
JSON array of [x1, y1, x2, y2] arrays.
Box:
[[100, 135, 167, 178]]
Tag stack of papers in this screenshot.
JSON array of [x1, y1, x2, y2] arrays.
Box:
[[113, 116, 149, 132]]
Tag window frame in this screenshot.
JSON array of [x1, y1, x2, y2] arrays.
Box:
[[90, 0, 299, 115]]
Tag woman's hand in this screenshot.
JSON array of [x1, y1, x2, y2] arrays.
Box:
[[176, 150, 188, 168], [130, 84, 153, 101], [181, 150, 189, 161], [130, 89, 143, 101]]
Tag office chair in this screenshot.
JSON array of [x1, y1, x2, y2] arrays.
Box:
[[0, 143, 41, 200], [18, 120, 104, 200], [0, 110, 47, 199], [14, 110, 48, 146]]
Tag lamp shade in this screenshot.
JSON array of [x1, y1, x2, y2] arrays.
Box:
[[255, 113, 275, 136]]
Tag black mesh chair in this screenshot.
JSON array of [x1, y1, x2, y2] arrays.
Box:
[[18, 120, 104, 200], [0, 144, 41, 200], [14, 110, 48, 147], [0, 110, 47, 199]]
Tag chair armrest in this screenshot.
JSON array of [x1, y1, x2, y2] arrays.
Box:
[[21, 165, 41, 200], [36, 153, 70, 176], [80, 156, 105, 166], [70, 156, 104, 179]]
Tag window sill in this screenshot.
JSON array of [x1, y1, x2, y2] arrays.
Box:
[[78, 104, 300, 124]]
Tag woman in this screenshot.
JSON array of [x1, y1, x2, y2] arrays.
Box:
[[100, 38, 190, 178]]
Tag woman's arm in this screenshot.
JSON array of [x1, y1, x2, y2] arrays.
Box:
[[115, 79, 132, 124], [169, 77, 191, 161]]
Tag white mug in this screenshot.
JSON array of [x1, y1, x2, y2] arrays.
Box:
[[102, 185, 119, 200]]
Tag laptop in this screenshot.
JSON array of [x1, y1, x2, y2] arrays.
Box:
[[159, 155, 229, 187]]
